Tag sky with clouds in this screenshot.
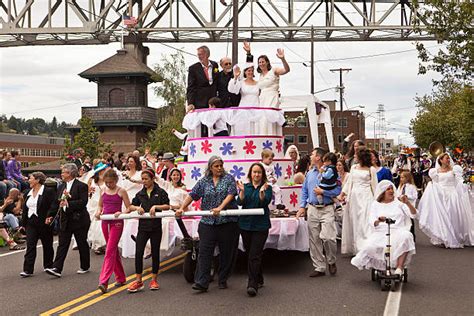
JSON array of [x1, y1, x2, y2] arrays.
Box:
[[0, 1, 441, 147]]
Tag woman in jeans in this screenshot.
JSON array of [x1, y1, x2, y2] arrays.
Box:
[[176, 156, 239, 292], [237, 163, 272, 297]]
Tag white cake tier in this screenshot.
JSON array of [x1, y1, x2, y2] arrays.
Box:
[[178, 159, 296, 188], [182, 107, 286, 137], [186, 185, 303, 212], [187, 135, 286, 161]]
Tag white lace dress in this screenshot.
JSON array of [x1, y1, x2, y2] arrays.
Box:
[[227, 78, 260, 135], [418, 169, 473, 248], [341, 166, 378, 255], [120, 171, 144, 258], [87, 181, 107, 251], [258, 70, 280, 108]]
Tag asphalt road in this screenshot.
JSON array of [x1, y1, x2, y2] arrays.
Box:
[[1, 224, 473, 315]]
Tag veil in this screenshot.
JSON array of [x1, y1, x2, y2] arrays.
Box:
[[434, 152, 455, 169]]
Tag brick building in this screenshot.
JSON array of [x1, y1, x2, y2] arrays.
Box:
[[282, 100, 365, 155], [79, 39, 158, 153], [365, 138, 395, 156], [0, 132, 65, 167]]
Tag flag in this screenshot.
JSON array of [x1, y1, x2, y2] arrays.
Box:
[[123, 13, 138, 27]]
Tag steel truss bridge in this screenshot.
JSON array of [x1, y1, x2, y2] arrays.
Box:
[[0, 0, 440, 47]]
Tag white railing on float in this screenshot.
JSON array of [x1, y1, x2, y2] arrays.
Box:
[[100, 208, 264, 220]]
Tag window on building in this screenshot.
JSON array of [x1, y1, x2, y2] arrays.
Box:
[[337, 134, 347, 144], [338, 118, 348, 128], [386, 142, 391, 148], [375, 143, 379, 150], [138, 90, 146, 106], [296, 117, 308, 128], [109, 88, 125, 106], [298, 135, 308, 144], [285, 135, 295, 144]]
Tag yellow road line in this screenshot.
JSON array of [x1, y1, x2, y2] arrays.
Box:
[[40, 252, 187, 316], [59, 259, 185, 316]]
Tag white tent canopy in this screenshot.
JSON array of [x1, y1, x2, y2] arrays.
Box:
[[280, 95, 335, 152]]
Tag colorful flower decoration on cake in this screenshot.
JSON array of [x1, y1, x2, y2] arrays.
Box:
[[219, 142, 234, 156], [191, 166, 202, 180], [289, 191, 298, 208], [274, 163, 282, 178], [286, 165, 293, 178], [201, 140, 213, 154], [275, 140, 283, 153], [192, 199, 201, 211], [229, 165, 245, 180], [189, 143, 197, 157], [243, 140, 256, 155], [262, 140, 273, 151], [180, 168, 186, 180]]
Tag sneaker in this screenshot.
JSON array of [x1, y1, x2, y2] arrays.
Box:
[[394, 268, 403, 276], [191, 283, 208, 293], [45, 268, 61, 278], [20, 271, 32, 278], [309, 270, 325, 277], [149, 280, 160, 291], [114, 281, 127, 287], [77, 269, 90, 274], [128, 280, 144, 293], [98, 284, 108, 294], [218, 281, 228, 289], [247, 287, 257, 297]]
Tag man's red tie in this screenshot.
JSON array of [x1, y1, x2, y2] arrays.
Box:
[[203, 65, 210, 81]]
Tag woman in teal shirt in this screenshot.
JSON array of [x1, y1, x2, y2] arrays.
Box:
[[237, 162, 273, 297]]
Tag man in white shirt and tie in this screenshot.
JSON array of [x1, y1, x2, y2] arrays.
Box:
[[45, 163, 90, 278]]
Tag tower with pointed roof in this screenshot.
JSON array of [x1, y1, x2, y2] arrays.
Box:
[[79, 40, 158, 153]]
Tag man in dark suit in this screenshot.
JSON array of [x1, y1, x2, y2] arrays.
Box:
[[45, 163, 90, 278], [216, 53, 254, 108], [186, 46, 219, 137]]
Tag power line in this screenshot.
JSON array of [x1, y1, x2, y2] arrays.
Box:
[[3, 100, 94, 115]]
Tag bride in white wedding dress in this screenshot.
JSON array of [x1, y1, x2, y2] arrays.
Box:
[[418, 153, 473, 248]]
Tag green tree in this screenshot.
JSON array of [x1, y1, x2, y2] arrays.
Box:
[[145, 50, 187, 153], [410, 81, 474, 150], [72, 117, 111, 159], [414, 0, 473, 84]]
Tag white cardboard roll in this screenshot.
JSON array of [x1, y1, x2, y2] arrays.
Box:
[[100, 208, 264, 220]]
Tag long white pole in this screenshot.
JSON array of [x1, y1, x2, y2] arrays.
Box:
[[100, 208, 264, 220]]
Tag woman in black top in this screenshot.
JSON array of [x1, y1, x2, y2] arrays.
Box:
[[20, 172, 56, 277], [127, 168, 170, 293]]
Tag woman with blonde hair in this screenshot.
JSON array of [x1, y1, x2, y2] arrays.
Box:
[[285, 145, 300, 175]]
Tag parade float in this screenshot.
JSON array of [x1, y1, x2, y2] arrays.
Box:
[[172, 96, 335, 253]]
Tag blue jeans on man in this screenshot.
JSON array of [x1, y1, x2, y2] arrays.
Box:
[[3, 213, 19, 230]]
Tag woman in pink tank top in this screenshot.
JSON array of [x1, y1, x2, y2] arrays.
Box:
[[95, 169, 131, 293]]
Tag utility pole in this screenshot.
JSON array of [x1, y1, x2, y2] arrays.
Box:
[[232, 0, 239, 65], [330, 68, 352, 111], [310, 26, 314, 94], [330, 67, 352, 150]]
